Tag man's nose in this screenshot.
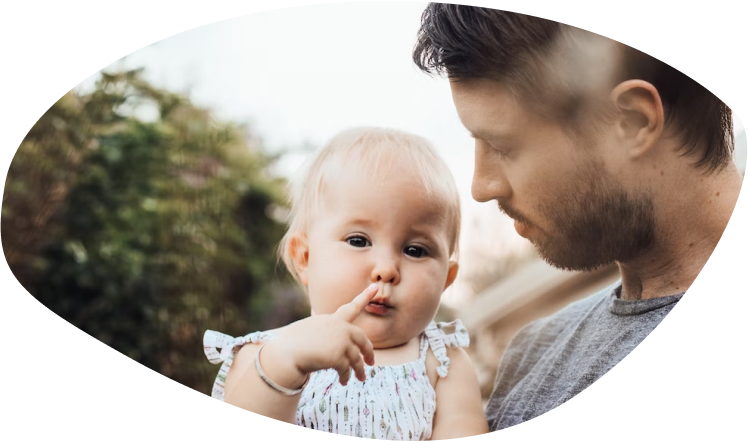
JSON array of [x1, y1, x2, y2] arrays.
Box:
[[472, 140, 511, 202], [370, 250, 400, 285]]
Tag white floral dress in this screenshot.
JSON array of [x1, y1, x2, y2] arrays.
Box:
[[203, 320, 470, 440]]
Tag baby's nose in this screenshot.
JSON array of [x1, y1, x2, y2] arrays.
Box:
[[371, 255, 400, 285]]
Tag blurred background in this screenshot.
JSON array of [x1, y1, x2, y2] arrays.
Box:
[[3, 2, 745, 398]]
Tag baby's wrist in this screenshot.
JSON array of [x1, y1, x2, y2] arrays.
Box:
[[259, 340, 309, 390]]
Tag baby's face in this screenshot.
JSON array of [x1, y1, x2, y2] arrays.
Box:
[[300, 164, 457, 349]]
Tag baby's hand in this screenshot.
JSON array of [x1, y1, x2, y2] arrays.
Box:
[[268, 283, 379, 386]]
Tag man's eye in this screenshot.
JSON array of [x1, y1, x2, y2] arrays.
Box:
[[404, 246, 426, 258], [490, 144, 509, 158], [347, 236, 370, 248]]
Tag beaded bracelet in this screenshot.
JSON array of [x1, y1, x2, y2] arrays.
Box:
[[254, 343, 309, 396]]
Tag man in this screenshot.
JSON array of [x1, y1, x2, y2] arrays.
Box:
[[412, 4, 743, 431]]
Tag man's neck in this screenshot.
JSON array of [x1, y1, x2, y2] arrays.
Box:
[[617, 165, 743, 301]]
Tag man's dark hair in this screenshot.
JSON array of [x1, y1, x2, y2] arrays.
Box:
[[413, 4, 734, 172]]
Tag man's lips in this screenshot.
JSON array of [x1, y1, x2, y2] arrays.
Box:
[[514, 219, 533, 238], [500, 204, 535, 239], [499, 203, 532, 228]]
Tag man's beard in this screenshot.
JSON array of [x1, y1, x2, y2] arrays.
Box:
[[499, 161, 656, 271]]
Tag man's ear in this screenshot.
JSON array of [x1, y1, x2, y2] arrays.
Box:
[[443, 261, 459, 291], [289, 234, 310, 286], [610, 80, 665, 159]]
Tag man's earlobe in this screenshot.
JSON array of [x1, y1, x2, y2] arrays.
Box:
[[289, 234, 310, 286], [610, 80, 665, 159]]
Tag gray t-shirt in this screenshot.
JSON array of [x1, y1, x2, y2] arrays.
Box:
[[485, 283, 684, 430]]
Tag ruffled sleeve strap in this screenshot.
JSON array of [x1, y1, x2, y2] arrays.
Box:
[[203, 329, 274, 400], [423, 320, 470, 378]]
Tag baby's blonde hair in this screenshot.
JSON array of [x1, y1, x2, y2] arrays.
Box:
[[279, 127, 461, 285]]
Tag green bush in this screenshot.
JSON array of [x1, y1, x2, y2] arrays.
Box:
[[2, 69, 308, 393]]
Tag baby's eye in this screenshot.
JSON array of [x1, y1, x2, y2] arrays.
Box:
[[346, 236, 371, 248], [404, 245, 427, 258]]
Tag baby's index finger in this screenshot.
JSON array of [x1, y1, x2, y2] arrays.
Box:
[[334, 283, 379, 322]]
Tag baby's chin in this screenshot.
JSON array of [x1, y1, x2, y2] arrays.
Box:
[[350, 306, 439, 349], [358, 321, 423, 351], [370, 336, 414, 350]]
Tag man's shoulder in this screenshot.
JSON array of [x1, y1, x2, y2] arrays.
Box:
[[504, 284, 616, 370], [529, 283, 615, 330], [495, 283, 617, 383], [486, 283, 619, 416], [548, 283, 616, 321]]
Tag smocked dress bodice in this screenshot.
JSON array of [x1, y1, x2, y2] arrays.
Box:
[[204, 320, 469, 440]]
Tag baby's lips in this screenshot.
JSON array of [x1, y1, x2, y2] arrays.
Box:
[[369, 298, 391, 308]]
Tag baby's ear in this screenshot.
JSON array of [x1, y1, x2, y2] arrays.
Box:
[[289, 234, 310, 286], [443, 261, 459, 291]]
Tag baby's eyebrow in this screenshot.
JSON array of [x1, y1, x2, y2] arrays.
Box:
[[342, 218, 376, 227]]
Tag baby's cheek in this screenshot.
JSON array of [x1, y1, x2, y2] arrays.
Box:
[[307, 276, 346, 314], [411, 287, 442, 319]]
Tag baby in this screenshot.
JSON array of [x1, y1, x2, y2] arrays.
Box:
[[204, 127, 487, 439]]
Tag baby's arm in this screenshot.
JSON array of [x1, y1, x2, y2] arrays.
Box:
[[224, 341, 306, 423], [430, 347, 488, 439], [220, 284, 379, 423]]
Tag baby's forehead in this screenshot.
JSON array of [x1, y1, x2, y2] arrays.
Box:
[[319, 161, 446, 206], [315, 169, 457, 236], [298, 133, 460, 249], [325, 150, 443, 187]]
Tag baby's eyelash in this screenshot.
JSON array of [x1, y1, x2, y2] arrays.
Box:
[[404, 245, 428, 258], [346, 235, 371, 248], [344, 236, 433, 257]]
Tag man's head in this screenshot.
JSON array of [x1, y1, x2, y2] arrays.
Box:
[[412, 5, 734, 271]]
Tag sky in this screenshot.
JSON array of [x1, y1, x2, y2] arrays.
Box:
[[76, 1, 746, 306]]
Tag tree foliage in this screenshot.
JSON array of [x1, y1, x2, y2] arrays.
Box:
[[2, 69, 307, 393]]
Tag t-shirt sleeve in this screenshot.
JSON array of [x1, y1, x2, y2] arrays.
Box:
[[486, 296, 582, 427], [484, 317, 556, 429], [483, 290, 610, 430]]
